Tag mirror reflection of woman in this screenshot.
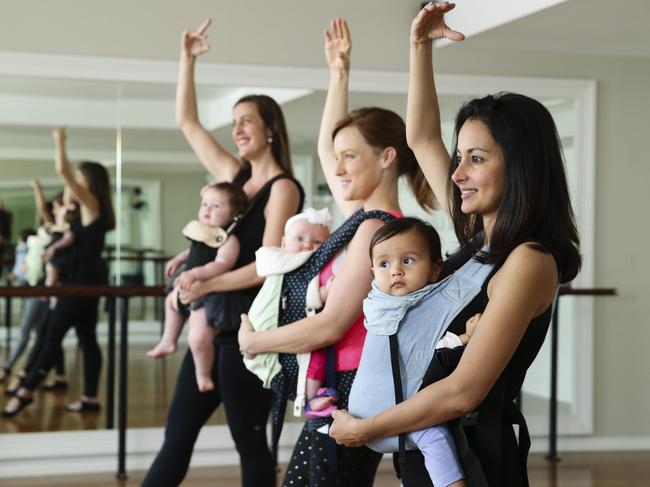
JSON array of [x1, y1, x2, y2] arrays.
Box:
[[2, 128, 115, 417], [1, 180, 67, 391], [141, 18, 303, 487]]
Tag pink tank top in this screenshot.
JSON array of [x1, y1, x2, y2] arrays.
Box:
[[316, 210, 402, 373]]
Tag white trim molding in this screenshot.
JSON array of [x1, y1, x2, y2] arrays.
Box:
[[0, 422, 648, 479], [0, 51, 598, 471]]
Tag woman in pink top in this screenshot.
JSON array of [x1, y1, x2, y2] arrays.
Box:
[[237, 19, 433, 486]]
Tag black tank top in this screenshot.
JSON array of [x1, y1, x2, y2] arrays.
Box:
[[422, 245, 556, 487], [231, 168, 305, 301], [185, 240, 219, 270], [67, 215, 108, 286]]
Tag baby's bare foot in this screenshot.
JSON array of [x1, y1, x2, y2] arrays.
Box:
[[146, 341, 176, 359], [196, 375, 214, 393]]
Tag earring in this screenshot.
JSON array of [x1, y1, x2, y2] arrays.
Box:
[[267, 136, 273, 144]]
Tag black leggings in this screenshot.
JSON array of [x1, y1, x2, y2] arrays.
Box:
[[282, 424, 382, 487], [22, 308, 66, 377], [141, 337, 275, 487], [23, 297, 101, 397]]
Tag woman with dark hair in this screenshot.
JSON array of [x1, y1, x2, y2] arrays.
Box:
[[236, 19, 432, 486], [329, 4, 581, 486], [140, 18, 303, 487], [1, 181, 67, 391], [3, 128, 115, 416]]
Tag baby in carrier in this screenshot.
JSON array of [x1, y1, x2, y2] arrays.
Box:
[[147, 182, 247, 392], [42, 193, 78, 308], [243, 207, 334, 416], [351, 217, 483, 487]]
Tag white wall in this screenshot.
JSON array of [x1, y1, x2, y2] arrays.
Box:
[[431, 46, 650, 438]]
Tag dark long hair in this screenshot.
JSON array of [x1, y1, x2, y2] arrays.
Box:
[[448, 93, 581, 282], [235, 95, 293, 176], [369, 217, 442, 263], [333, 107, 435, 212], [78, 161, 115, 231]]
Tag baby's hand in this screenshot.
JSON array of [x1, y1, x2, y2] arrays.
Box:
[[319, 275, 335, 303], [465, 313, 481, 337], [176, 271, 196, 291]]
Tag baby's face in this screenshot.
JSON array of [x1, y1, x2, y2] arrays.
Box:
[[198, 189, 233, 228], [282, 219, 329, 253], [371, 229, 441, 297]]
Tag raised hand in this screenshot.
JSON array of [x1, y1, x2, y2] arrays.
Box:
[[181, 18, 212, 59], [52, 127, 66, 142], [411, 1, 465, 44], [324, 18, 351, 72]]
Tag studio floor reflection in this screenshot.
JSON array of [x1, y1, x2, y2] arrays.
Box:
[[0, 316, 303, 433]]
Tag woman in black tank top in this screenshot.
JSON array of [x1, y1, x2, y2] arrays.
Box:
[[330, 5, 581, 487], [4, 128, 115, 416], [141, 19, 303, 487]]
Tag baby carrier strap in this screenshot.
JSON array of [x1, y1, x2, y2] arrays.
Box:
[[269, 208, 396, 464]]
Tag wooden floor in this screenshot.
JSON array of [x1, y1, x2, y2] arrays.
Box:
[[0, 320, 301, 433], [2, 317, 649, 485], [4, 452, 650, 486]]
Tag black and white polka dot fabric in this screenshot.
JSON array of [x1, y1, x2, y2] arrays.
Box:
[[270, 208, 395, 484]]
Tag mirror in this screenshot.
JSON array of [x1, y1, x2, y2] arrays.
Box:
[[0, 76, 119, 432], [0, 72, 594, 459]]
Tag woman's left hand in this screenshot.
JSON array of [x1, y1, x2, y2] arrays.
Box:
[[238, 314, 256, 358], [329, 410, 371, 447]]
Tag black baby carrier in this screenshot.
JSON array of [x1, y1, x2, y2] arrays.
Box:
[[269, 208, 396, 463]]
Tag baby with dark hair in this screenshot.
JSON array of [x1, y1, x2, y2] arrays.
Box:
[[350, 217, 482, 487]]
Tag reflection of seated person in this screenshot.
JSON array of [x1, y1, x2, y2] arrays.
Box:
[[147, 182, 247, 393]]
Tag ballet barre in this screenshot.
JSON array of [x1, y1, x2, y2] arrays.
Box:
[[546, 286, 617, 462], [0, 284, 164, 480]]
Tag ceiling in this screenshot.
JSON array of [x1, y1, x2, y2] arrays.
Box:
[[0, 0, 647, 174]]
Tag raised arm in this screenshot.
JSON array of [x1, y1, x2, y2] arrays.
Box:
[[180, 178, 302, 299], [176, 18, 241, 181], [238, 218, 385, 355], [407, 2, 464, 214], [31, 179, 53, 225], [317, 19, 361, 218], [329, 244, 558, 446], [52, 129, 100, 220]]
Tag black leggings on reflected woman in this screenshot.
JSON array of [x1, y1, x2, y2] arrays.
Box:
[[141, 337, 275, 487]]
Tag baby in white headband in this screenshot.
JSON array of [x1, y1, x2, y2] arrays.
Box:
[[243, 208, 335, 415]]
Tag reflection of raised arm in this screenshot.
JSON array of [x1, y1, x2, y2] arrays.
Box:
[[52, 128, 100, 220], [317, 19, 360, 218], [239, 218, 385, 355], [407, 2, 464, 214], [31, 179, 53, 225], [176, 18, 240, 182]]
